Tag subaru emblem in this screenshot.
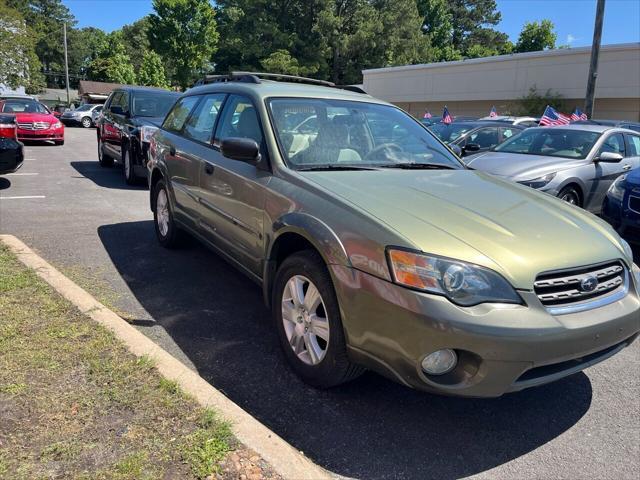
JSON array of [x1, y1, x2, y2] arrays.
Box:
[[580, 276, 599, 292]]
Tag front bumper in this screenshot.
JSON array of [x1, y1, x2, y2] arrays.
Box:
[[602, 194, 640, 242], [18, 127, 64, 142], [60, 117, 83, 126], [331, 265, 640, 397]]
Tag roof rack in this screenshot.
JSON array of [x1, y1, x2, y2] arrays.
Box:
[[232, 71, 336, 87], [193, 71, 368, 95]]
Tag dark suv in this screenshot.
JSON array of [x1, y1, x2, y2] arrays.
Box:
[[96, 86, 179, 184]]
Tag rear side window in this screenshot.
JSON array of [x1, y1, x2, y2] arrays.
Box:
[[162, 96, 200, 134], [182, 94, 226, 144], [626, 135, 640, 156]]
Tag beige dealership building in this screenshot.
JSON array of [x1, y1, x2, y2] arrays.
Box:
[[362, 43, 640, 121]]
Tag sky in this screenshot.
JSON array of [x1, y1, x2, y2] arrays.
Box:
[[62, 0, 640, 48]]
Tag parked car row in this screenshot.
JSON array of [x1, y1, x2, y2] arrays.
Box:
[[86, 72, 639, 398]]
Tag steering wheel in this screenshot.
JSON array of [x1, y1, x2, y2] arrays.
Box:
[[364, 143, 404, 162]]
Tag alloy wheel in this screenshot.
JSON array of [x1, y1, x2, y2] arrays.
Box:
[[561, 191, 579, 205], [156, 188, 170, 237], [82, 117, 92, 128], [281, 275, 330, 366]]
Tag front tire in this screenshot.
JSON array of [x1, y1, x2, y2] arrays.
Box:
[[272, 250, 364, 388], [81, 117, 92, 128], [98, 138, 113, 167], [153, 179, 182, 248], [123, 148, 137, 185], [558, 186, 582, 207]]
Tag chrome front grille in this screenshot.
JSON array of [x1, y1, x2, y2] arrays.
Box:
[[534, 261, 628, 314], [17, 121, 50, 130]]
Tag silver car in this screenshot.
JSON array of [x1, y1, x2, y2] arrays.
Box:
[[466, 125, 640, 213]]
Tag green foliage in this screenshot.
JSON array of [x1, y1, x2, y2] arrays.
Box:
[[0, 0, 45, 92], [515, 19, 557, 53], [138, 50, 169, 88], [149, 0, 219, 89], [67, 27, 108, 77], [516, 85, 566, 116], [121, 17, 152, 71], [261, 49, 311, 76], [88, 32, 137, 85]]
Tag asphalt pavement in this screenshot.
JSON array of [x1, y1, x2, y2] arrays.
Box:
[[1, 128, 639, 480]]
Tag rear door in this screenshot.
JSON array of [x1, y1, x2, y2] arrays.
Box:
[[160, 95, 203, 228]]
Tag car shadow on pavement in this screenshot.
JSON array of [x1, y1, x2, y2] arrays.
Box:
[[0, 178, 10, 190], [70, 161, 147, 190], [98, 221, 593, 480]]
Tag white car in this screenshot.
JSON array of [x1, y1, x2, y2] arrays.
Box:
[[60, 104, 103, 128]]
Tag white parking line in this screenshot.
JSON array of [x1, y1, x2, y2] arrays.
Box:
[[0, 196, 46, 200], [5, 173, 39, 176]]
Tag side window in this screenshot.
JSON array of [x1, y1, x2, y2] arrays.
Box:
[[501, 127, 515, 140], [625, 135, 640, 157], [467, 127, 499, 148], [107, 92, 121, 112], [162, 96, 200, 134], [119, 92, 130, 114], [599, 133, 626, 157], [215, 95, 263, 146], [182, 94, 226, 144]]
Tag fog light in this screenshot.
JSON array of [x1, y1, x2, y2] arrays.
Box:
[[421, 349, 457, 375]]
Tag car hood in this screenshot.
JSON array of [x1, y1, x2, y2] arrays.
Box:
[[302, 169, 628, 288], [12, 112, 59, 124], [466, 152, 587, 180]]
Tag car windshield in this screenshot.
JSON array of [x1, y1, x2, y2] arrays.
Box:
[[1, 100, 49, 114], [430, 123, 476, 142], [75, 104, 93, 112], [132, 92, 178, 117], [268, 98, 463, 170], [494, 128, 602, 159]]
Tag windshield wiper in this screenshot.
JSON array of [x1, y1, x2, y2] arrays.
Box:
[[378, 163, 458, 170], [296, 165, 379, 172]]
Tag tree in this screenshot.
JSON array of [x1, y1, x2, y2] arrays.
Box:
[[516, 85, 565, 116], [6, 0, 76, 74], [121, 17, 151, 71], [515, 20, 557, 53], [261, 50, 309, 76], [138, 50, 169, 88], [0, 0, 45, 93], [464, 27, 513, 58], [417, 0, 459, 61], [67, 27, 108, 78], [447, 0, 502, 51], [88, 32, 137, 84], [148, 0, 219, 89]]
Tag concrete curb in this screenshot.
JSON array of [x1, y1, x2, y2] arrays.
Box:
[[1, 234, 333, 480]]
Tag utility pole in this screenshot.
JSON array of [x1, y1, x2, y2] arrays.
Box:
[[63, 22, 70, 106], [584, 0, 605, 118]]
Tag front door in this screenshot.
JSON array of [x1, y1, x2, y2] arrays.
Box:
[[588, 133, 630, 210], [198, 94, 270, 277]]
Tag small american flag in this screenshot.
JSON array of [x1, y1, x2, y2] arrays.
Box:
[[539, 105, 571, 126], [489, 106, 497, 117], [442, 106, 452, 125], [570, 108, 588, 121], [423, 110, 432, 119]]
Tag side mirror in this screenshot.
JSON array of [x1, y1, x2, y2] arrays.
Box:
[[450, 144, 462, 157], [597, 151, 623, 163], [465, 142, 481, 152], [220, 137, 261, 164]]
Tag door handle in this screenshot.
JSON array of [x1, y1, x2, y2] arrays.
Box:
[[204, 163, 215, 175], [169, 145, 176, 156], [623, 164, 632, 171]]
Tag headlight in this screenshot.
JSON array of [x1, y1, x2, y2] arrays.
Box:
[[608, 175, 627, 202], [52, 121, 63, 129], [518, 172, 556, 189], [387, 249, 522, 306], [620, 238, 633, 261], [141, 125, 158, 143]]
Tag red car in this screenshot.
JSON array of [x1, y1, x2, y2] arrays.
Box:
[[0, 99, 64, 145]]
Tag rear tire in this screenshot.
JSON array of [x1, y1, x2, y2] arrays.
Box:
[[98, 138, 113, 167], [153, 179, 182, 248], [272, 250, 364, 388], [558, 185, 582, 207]]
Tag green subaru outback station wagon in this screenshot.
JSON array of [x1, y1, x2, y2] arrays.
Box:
[[147, 73, 640, 397]]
